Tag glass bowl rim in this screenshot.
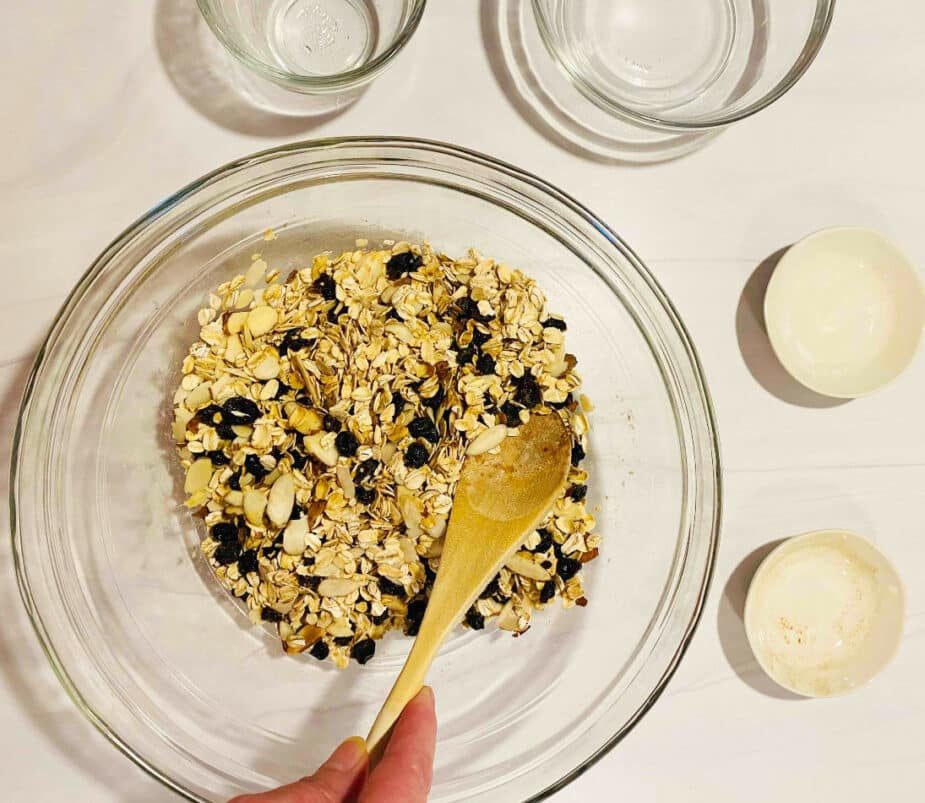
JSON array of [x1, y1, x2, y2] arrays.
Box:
[[195, 0, 428, 91], [531, 0, 836, 130], [11, 136, 722, 802]]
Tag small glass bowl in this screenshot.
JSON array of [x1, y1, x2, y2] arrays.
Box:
[[196, 0, 426, 115], [533, 0, 835, 129], [13, 138, 720, 801]]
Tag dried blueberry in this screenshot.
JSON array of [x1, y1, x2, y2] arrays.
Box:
[[354, 458, 379, 484], [278, 329, 313, 355], [351, 639, 376, 665], [214, 541, 241, 565], [539, 582, 557, 603], [274, 381, 291, 400], [475, 353, 496, 376], [386, 251, 423, 280], [289, 451, 308, 471], [569, 484, 588, 502], [404, 442, 429, 469], [261, 608, 283, 623], [470, 328, 491, 348], [238, 550, 259, 575], [480, 576, 501, 598], [244, 453, 268, 480], [455, 296, 479, 321], [378, 577, 406, 597], [465, 608, 485, 630], [216, 422, 237, 441], [405, 597, 428, 636], [298, 575, 321, 589], [501, 401, 523, 428], [557, 556, 580, 581], [514, 376, 542, 408], [322, 413, 340, 433], [197, 404, 225, 425], [532, 528, 553, 553], [541, 317, 567, 331], [333, 636, 353, 646], [211, 522, 239, 545], [408, 416, 440, 444], [420, 385, 445, 412], [223, 396, 261, 424], [335, 430, 359, 457], [391, 393, 406, 416], [571, 441, 586, 466], [371, 611, 390, 625], [355, 485, 376, 505], [455, 345, 475, 366], [312, 273, 337, 301], [207, 450, 230, 466], [310, 640, 329, 661], [228, 473, 241, 491]]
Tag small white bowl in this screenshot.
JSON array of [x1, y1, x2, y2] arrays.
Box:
[[765, 227, 925, 398], [744, 530, 904, 698]]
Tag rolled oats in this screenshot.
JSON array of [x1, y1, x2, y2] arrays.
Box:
[[173, 243, 598, 667]]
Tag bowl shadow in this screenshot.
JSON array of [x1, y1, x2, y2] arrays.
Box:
[[717, 540, 803, 701], [153, 0, 353, 136], [735, 248, 850, 409]]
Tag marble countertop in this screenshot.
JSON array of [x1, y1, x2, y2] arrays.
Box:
[[1, 1, 922, 800]]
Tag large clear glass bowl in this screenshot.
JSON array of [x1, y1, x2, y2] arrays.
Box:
[[12, 139, 720, 801]]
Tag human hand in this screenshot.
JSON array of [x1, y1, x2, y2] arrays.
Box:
[[230, 686, 437, 803]]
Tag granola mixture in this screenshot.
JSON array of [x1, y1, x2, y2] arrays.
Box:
[[174, 242, 598, 667]]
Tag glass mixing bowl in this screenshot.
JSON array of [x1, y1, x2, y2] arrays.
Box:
[[533, 0, 835, 129], [12, 139, 720, 801]]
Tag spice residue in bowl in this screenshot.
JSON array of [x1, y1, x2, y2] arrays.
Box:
[[173, 242, 599, 666]]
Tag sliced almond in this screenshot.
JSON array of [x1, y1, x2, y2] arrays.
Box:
[[305, 432, 338, 467], [227, 311, 248, 334], [184, 382, 212, 411], [282, 517, 308, 556], [267, 473, 295, 526], [224, 334, 243, 362], [245, 258, 267, 286], [235, 288, 254, 309], [318, 578, 363, 597], [467, 424, 508, 456], [246, 305, 277, 337], [497, 600, 520, 631], [397, 487, 423, 539], [253, 353, 280, 380], [505, 552, 552, 581], [289, 405, 323, 435], [259, 379, 279, 401], [224, 490, 243, 507], [336, 464, 355, 500], [173, 408, 194, 442], [184, 458, 213, 494], [243, 488, 267, 526]]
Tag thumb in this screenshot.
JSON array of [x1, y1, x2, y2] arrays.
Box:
[[230, 737, 368, 803]]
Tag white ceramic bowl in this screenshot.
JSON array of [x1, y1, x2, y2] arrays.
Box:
[[764, 227, 925, 398], [744, 529, 904, 698]]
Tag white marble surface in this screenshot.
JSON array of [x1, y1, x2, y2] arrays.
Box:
[[2, 1, 923, 800]]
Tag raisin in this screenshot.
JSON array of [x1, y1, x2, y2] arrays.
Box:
[[355, 486, 375, 505], [569, 484, 588, 502], [197, 404, 225, 425], [216, 422, 237, 441], [404, 597, 428, 636], [571, 442, 586, 466], [310, 640, 329, 660], [540, 582, 557, 603], [274, 381, 291, 399], [557, 556, 580, 581], [532, 528, 553, 553], [475, 353, 496, 376], [371, 611, 390, 625], [335, 430, 359, 457], [298, 575, 321, 589], [326, 305, 341, 324], [378, 577, 406, 597], [541, 317, 567, 331], [470, 328, 491, 348], [423, 560, 437, 586], [386, 307, 403, 321], [238, 550, 259, 575], [228, 473, 241, 491], [455, 296, 479, 321], [421, 385, 445, 412], [455, 345, 475, 365], [408, 416, 439, 444], [550, 393, 573, 410], [278, 329, 313, 355], [333, 636, 353, 646], [404, 442, 429, 469], [289, 451, 308, 471], [223, 396, 261, 424], [211, 522, 239, 545], [354, 458, 379, 484], [386, 251, 423, 280], [514, 376, 542, 408], [261, 608, 283, 623], [481, 576, 501, 598], [351, 639, 376, 665], [312, 273, 337, 301], [244, 453, 268, 480], [465, 608, 485, 630], [501, 401, 523, 428], [322, 413, 340, 433], [391, 393, 406, 416], [207, 450, 230, 466], [214, 541, 241, 565]]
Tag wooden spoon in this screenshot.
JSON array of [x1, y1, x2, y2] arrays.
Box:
[[366, 412, 572, 756]]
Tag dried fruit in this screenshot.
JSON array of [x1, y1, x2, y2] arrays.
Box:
[[408, 416, 439, 444], [404, 442, 429, 468], [351, 638, 375, 664], [335, 430, 359, 457]]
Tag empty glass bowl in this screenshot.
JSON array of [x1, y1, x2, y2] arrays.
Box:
[[533, 0, 835, 128], [13, 139, 720, 801], [196, 0, 426, 115]]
